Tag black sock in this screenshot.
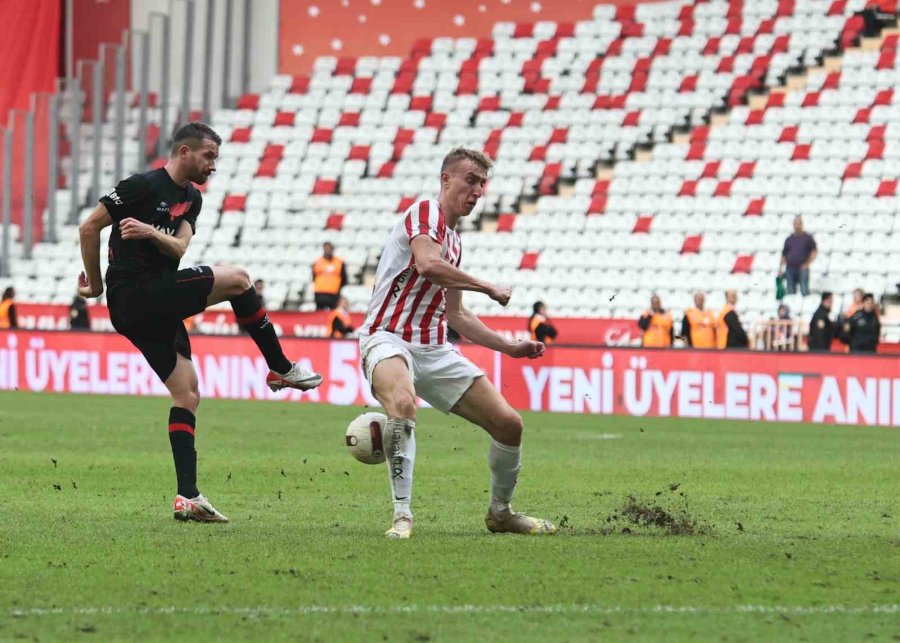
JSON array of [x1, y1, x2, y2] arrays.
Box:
[[231, 287, 292, 373], [169, 407, 199, 499]]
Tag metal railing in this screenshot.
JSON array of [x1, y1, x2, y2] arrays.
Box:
[[0, 0, 256, 278], [751, 319, 808, 351]]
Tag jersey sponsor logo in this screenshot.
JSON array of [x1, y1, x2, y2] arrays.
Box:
[[390, 267, 411, 299], [105, 189, 124, 206], [152, 223, 177, 236]]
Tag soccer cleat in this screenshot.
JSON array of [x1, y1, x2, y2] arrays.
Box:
[[485, 508, 557, 535], [173, 494, 230, 523], [385, 513, 413, 539], [266, 362, 323, 392]]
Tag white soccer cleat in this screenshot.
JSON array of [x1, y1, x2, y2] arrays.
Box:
[[485, 507, 557, 535], [266, 362, 323, 392], [173, 494, 230, 523], [385, 513, 413, 539]]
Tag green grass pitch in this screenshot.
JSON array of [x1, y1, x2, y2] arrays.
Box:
[[0, 390, 897, 641]]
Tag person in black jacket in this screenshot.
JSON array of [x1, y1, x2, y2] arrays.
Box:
[[69, 294, 90, 330], [841, 293, 881, 353], [719, 290, 749, 349], [807, 292, 835, 351]]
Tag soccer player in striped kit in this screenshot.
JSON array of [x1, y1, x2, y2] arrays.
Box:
[[358, 148, 557, 539]]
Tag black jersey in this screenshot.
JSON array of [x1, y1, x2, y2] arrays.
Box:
[[99, 168, 202, 285]]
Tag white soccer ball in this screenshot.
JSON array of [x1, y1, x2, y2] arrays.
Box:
[[345, 412, 388, 465]]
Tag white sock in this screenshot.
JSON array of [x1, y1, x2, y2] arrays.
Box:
[[385, 418, 416, 517], [488, 439, 521, 515]]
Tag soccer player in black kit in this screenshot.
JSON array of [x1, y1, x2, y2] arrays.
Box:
[[77, 122, 323, 523]]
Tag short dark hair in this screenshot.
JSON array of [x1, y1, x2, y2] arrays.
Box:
[[2, 286, 13, 300], [821, 291, 832, 301], [532, 301, 545, 314], [441, 147, 493, 175], [863, 293, 875, 302], [170, 122, 222, 155]]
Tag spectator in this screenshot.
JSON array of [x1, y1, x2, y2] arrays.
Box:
[[841, 293, 881, 353], [638, 294, 673, 348], [808, 292, 835, 352], [528, 301, 558, 344], [312, 241, 347, 310], [779, 215, 817, 297], [327, 296, 355, 339], [771, 303, 793, 351], [717, 290, 749, 349], [0, 286, 16, 329], [69, 294, 90, 330], [254, 278, 266, 310], [681, 292, 716, 349], [845, 288, 864, 317]]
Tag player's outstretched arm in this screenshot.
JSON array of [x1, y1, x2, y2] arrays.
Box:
[[78, 205, 113, 298], [445, 289, 545, 359], [411, 236, 510, 304]]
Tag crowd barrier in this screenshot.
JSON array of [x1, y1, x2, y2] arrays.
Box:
[[1, 330, 897, 427]]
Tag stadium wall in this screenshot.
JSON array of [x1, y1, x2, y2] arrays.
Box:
[[2, 330, 897, 427], [278, 0, 666, 75]]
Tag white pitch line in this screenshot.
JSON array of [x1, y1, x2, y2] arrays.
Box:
[[6, 605, 899, 618]]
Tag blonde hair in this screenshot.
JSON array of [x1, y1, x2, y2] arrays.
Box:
[[441, 147, 493, 175]]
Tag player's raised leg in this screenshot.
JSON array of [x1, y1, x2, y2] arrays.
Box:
[[370, 355, 418, 539], [451, 377, 556, 535], [206, 265, 322, 391], [164, 353, 229, 522]]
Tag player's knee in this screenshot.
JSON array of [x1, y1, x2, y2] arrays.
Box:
[[234, 267, 251, 289], [390, 389, 418, 421], [495, 411, 523, 444], [219, 265, 251, 297], [173, 389, 200, 413]]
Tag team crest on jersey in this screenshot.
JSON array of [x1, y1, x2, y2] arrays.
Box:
[[169, 201, 190, 221]]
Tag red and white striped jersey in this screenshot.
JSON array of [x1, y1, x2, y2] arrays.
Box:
[[361, 199, 462, 345]]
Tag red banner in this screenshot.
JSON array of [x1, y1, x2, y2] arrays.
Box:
[[1, 331, 897, 427], [13, 303, 639, 345]]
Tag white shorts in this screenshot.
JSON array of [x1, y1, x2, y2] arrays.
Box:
[[359, 331, 484, 414]]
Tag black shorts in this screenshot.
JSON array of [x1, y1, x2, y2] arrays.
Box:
[[107, 266, 215, 382], [315, 292, 339, 310]]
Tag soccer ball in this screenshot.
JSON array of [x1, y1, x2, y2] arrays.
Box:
[[345, 412, 388, 465]]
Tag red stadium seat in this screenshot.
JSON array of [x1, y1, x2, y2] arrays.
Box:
[[230, 127, 251, 143], [325, 213, 344, 231], [339, 112, 361, 127], [397, 196, 416, 213], [222, 194, 246, 212], [348, 145, 370, 161], [237, 94, 259, 110], [350, 78, 372, 94], [680, 235, 702, 254], [273, 111, 295, 127], [496, 214, 516, 233], [632, 215, 653, 234], [519, 251, 539, 270], [313, 179, 337, 195], [732, 255, 754, 274], [311, 128, 332, 144], [745, 197, 765, 216], [876, 179, 897, 197]]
